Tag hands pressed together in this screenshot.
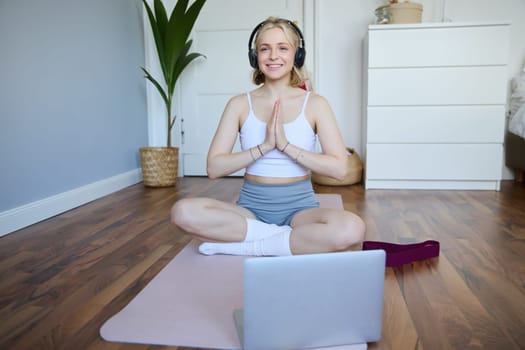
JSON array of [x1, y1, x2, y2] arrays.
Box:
[[263, 100, 290, 153]]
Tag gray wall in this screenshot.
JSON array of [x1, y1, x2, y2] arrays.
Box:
[[0, 0, 148, 212]]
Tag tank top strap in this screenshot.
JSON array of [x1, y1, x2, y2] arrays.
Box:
[[300, 91, 311, 114], [246, 92, 253, 112]]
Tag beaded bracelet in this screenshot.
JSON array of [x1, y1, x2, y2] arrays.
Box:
[[256, 144, 264, 157], [280, 142, 290, 152]]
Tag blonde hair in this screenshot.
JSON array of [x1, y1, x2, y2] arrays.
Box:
[[251, 17, 308, 87]]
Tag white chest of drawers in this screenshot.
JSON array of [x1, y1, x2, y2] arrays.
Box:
[[362, 22, 510, 190]]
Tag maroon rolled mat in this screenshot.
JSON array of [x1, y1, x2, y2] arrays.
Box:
[[362, 240, 440, 267]]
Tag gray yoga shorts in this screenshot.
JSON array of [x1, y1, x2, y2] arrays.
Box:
[[236, 179, 320, 226]]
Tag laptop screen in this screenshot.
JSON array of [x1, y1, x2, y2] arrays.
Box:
[[235, 250, 386, 350]]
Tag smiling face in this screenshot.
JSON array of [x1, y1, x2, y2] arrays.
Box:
[[256, 27, 296, 82]]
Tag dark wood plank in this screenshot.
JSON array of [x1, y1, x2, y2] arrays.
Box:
[[0, 178, 524, 350]]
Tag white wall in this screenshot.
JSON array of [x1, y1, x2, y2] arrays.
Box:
[[0, 0, 147, 236], [315, 0, 525, 180]]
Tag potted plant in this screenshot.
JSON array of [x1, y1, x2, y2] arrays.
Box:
[[140, 0, 206, 187]]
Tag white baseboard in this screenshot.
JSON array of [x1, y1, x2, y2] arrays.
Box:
[[0, 169, 142, 237]]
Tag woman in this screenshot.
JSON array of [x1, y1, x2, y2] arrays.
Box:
[[171, 17, 365, 256]]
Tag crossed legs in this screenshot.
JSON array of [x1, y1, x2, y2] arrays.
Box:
[[289, 207, 365, 254], [171, 197, 365, 256], [171, 197, 254, 243]]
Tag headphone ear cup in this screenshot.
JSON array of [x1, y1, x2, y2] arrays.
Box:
[[248, 48, 258, 68], [294, 47, 306, 68]]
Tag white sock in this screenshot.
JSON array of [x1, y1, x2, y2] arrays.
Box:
[[199, 229, 292, 256], [244, 218, 291, 242]]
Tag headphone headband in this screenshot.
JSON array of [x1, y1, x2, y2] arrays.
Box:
[[248, 19, 306, 69]]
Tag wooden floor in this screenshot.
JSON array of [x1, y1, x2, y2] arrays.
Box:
[[1, 177, 524, 350]]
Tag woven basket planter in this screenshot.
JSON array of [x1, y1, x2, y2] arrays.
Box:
[[139, 147, 179, 187], [389, 2, 423, 24], [311, 148, 363, 186]]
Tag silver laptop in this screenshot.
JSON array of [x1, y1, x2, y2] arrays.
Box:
[[233, 250, 386, 350]]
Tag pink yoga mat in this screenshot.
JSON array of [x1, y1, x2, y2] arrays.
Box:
[[100, 194, 366, 349]]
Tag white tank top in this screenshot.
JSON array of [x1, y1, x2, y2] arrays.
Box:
[[240, 91, 317, 177]]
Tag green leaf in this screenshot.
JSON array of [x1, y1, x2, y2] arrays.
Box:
[[153, 0, 171, 83], [141, 67, 169, 107], [171, 52, 205, 95], [167, 39, 191, 96], [172, 0, 189, 24], [185, 0, 207, 33], [153, 0, 168, 51], [169, 40, 205, 96], [168, 0, 190, 53], [165, 0, 206, 82], [142, 0, 168, 79]]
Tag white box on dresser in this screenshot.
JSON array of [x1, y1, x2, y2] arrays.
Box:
[[362, 21, 510, 190]]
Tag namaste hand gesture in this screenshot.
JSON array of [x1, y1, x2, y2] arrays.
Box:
[[264, 99, 289, 152]]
